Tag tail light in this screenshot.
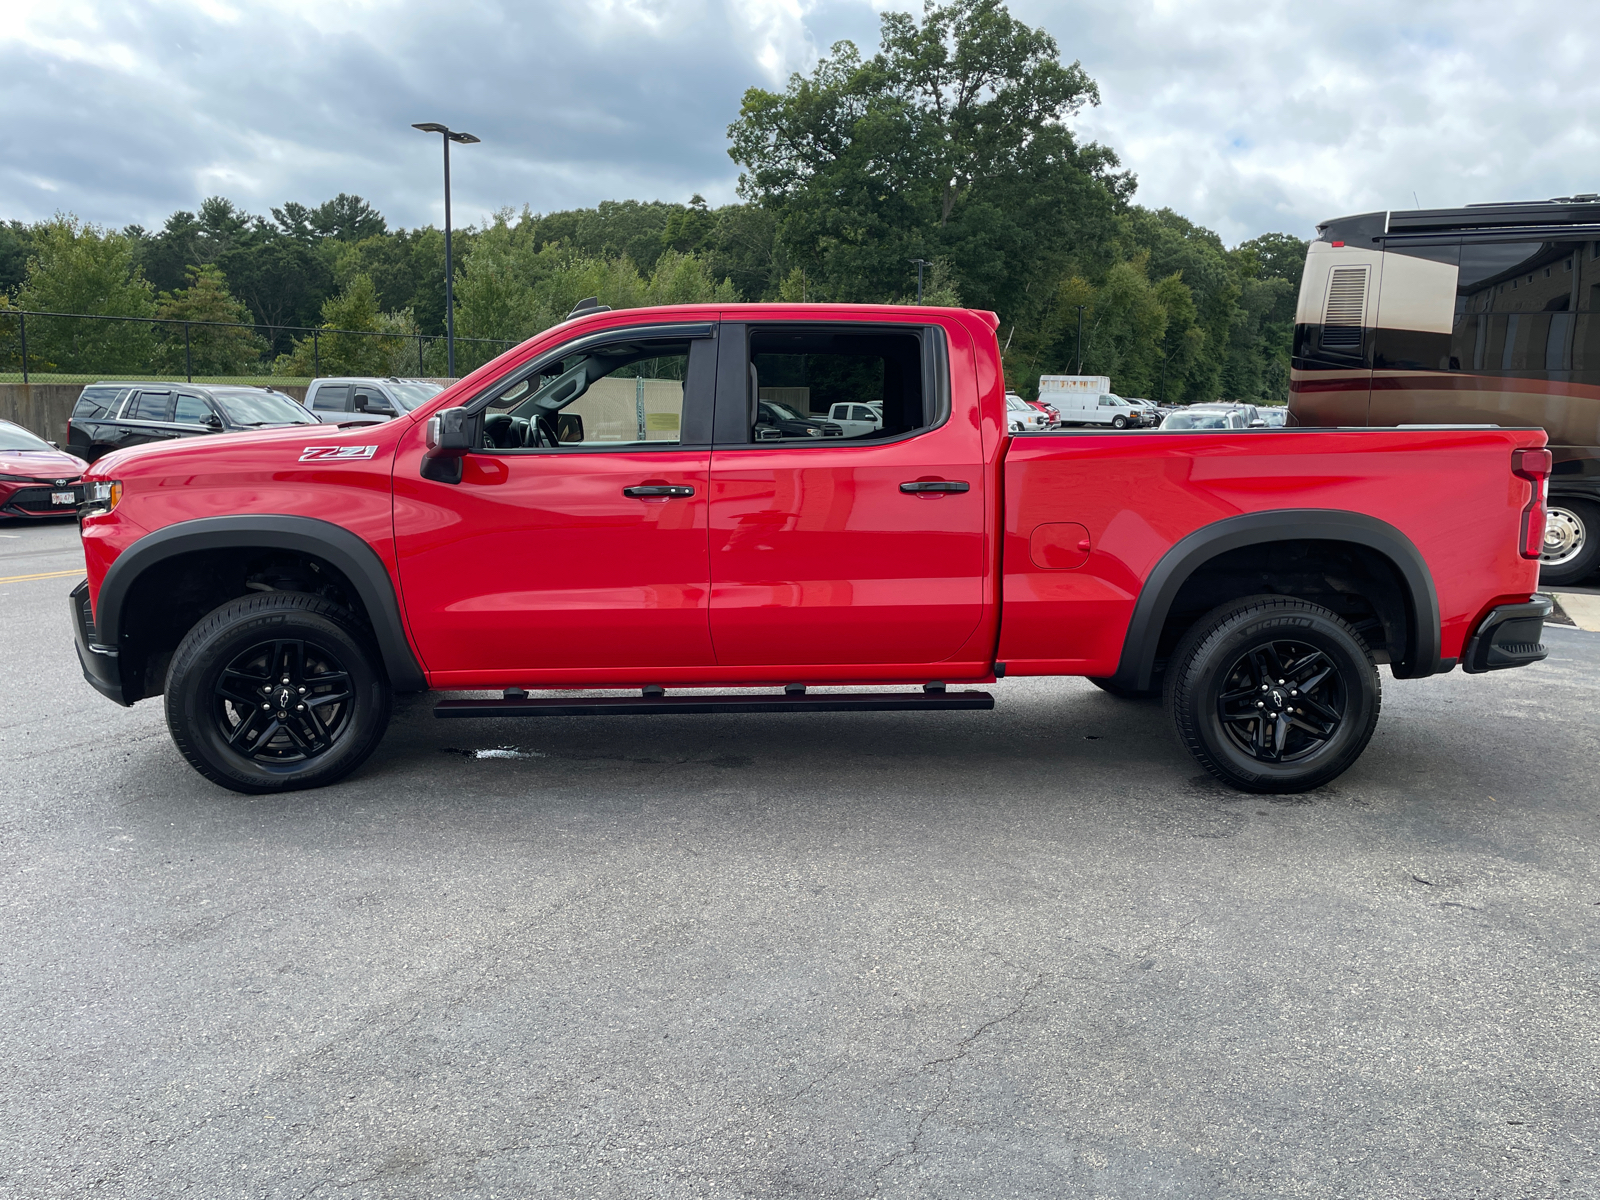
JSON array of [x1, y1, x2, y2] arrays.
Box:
[[1512, 447, 1553, 559]]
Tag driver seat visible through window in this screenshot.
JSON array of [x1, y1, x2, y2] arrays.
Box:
[[482, 338, 696, 450]]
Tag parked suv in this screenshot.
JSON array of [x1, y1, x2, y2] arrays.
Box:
[[303, 378, 444, 423], [68, 383, 319, 463]]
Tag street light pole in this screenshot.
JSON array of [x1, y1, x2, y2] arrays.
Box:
[[1075, 305, 1086, 375], [412, 122, 480, 379], [910, 259, 933, 304]]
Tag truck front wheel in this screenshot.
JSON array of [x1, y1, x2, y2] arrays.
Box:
[[165, 593, 393, 794], [1165, 597, 1380, 794]]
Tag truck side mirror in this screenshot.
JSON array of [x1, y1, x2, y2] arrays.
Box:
[[422, 407, 473, 483]]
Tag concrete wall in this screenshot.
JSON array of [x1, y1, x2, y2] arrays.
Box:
[[0, 383, 309, 447]]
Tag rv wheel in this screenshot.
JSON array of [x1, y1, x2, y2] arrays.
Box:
[[1540, 500, 1599, 586]]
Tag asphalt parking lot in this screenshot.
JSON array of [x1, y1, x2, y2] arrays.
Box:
[[3, 520, 1598, 1199]]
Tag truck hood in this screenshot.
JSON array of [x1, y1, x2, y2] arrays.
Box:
[[88, 422, 396, 478]]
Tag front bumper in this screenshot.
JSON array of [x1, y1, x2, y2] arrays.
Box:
[[1, 481, 83, 518], [1461, 596, 1553, 674], [69, 580, 129, 705]]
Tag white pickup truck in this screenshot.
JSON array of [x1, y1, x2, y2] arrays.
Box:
[[825, 401, 883, 437]]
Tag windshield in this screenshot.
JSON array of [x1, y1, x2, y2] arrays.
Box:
[[763, 401, 805, 422], [211, 390, 320, 426], [1162, 412, 1232, 430], [387, 381, 444, 409], [1006, 396, 1029, 409], [0, 421, 55, 452]]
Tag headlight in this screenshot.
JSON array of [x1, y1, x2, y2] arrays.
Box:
[[805, 427, 823, 437], [81, 480, 122, 517], [0, 473, 34, 482]]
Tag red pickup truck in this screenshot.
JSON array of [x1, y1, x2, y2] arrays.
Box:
[[70, 303, 1553, 796]]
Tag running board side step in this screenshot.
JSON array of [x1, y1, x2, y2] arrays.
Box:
[[434, 690, 995, 718]]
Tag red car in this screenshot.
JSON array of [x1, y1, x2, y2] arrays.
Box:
[[1026, 398, 1060, 427], [71, 302, 1551, 797], [0, 419, 87, 519]]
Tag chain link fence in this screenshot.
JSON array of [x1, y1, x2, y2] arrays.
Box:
[[0, 309, 519, 385]]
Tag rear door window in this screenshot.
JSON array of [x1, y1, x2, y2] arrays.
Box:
[[741, 327, 932, 443], [128, 391, 174, 422], [312, 384, 351, 413]]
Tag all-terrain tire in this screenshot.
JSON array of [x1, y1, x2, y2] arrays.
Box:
[[1164, 596, 1380, 794], [165, 593, 393, 794]]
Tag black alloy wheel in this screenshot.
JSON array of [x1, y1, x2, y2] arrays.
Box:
[[213, 637, 353, 763], [1166, 596, 1380, 793], [166, 593, 392, 793], [1214, 639, 1344, 763]]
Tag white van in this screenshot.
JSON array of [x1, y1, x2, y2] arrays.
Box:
[[1055, 391, 1139, 429]]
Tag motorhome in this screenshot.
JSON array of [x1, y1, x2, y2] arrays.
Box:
[[1290, 196, 1600, 583]]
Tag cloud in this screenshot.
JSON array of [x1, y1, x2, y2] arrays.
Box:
[[0, 0, 1596, 246], [1036, 0, 1600, 242]]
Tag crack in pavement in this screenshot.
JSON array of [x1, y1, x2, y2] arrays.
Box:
[[868, 969, 1048, 1193]]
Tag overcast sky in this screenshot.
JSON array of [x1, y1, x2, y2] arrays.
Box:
[[1, 0, 1594, 247]]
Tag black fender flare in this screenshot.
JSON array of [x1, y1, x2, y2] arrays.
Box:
[[95, 514, 427, 692], [1107, 509, 1441, 691]]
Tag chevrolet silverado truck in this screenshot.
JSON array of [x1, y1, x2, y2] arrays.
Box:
[[70, 303, 1554, 796]]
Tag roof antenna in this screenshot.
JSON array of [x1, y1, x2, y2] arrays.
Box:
[[1413, 191, 1421, 209]]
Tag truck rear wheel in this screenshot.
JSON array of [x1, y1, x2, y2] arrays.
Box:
[[1165, 597, 1380, 794], [165, 593, 393, 794], [1540, 499, 1599, 586]]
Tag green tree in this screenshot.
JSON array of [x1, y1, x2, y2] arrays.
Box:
[[0, 220, 36, 296], [155, 265, 268, 377], [728, 0, 1126, 313], [13, 215, 157, 373], [661, 195, 715, 255], [273, 274, 418, 377]]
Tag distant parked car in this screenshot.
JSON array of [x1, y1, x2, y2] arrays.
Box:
[[67, 382, 320, 463], [1160, 408, 1249, 430], [825, 401, 884, 438], [754, 400, 844, 440], [1258, 407, 1288, 427], [1126, 398, 1163, 427], [1006, 393, 1049, 432], [1024, 398, 1061, 427], [1186, 402, 1266, 428], [303, 377, 444, 423], [0, 419, 88, 520]]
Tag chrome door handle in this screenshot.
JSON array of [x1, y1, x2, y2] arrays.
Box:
[[623, 485, 695, 498], [899, 480, 970, 493]]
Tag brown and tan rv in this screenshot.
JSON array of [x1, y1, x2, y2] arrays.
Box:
[[1290, 198, 1600, 584]]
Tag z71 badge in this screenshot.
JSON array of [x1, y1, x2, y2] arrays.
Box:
[[299, 445, 379, 462]]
